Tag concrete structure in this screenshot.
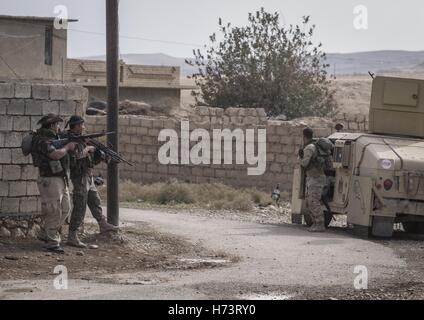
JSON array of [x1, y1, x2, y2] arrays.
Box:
[[0, 81, 87, 238], [66, 59, 195, 107], [0, 15, 191, 107], [85, 110, 368, 191], [0, 15, 77, 81]]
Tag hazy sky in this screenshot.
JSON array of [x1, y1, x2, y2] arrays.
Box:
[[1, 0, 423, 58]]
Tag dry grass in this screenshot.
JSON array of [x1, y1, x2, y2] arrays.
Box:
[[99, 180, 276, 212]]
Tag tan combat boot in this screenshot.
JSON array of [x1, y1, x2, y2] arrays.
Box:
[[98, 217, 119, 234], [67, 231, 87, 248]]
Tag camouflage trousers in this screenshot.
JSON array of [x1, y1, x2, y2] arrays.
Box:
[[37, 176, 71, 246], [69, 174, 103, 232], [305, 176, 326, 225]]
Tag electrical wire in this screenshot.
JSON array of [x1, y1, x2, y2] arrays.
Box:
[[69, 28, 202, 47]]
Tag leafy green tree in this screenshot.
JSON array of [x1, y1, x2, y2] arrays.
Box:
[[186, 8, 337, 119]]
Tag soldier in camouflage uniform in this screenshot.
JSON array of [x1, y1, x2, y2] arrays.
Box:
[[298, 128, 326, 232], [66, 116, 118, 248], [31, 114, 77, 253]]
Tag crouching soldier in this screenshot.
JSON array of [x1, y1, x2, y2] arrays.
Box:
[[298, 128, 327, 232], [31, 114, 77, 253], [66, 115, 119, 248]]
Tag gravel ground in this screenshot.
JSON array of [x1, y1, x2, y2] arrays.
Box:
[[0, 222, 234, 283]]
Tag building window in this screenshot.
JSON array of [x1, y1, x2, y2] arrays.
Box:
[[45, 26, 53, 65]]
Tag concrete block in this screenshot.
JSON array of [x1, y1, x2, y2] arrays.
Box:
[[2, 165, 21, 180], [66, 85, 85, 100], [119, 117, 130, 126], [225, 107, 239, 117], [142, 155, 153, 163], [49, 85, 66, 100], [9, 181, 27, 197], [7, 99, 25, 115], [148, 128, 160, 137], [21, 165, 39, 180], [95, 116, 106, 125], [25, 100, 43, 115], [30, 116, 41, 130], [1, 198, 20, 213], [0, 132, 4, 147], [0, 83, 14, 98], [124, 144, 135, 153], [20, 198, 39, 213], [14, 83, 31, 98], [59, 101, 77, 116], [13, 116, 31, 131], [136, 127, 148, 135], [121, 135, 131, 144], [32, 84, 50, 100], [4, 132, 23, 148], [0, 149, 11, 163], [42, 101, 59, 115], [130, 117, 142, 126], [11, 149, 30, 164], [130, 136, 142, 144], [26, 182, 39, 196], [0, 181, 8, 196], [152, 119, 164, 128], [0, 99, 9, 114]]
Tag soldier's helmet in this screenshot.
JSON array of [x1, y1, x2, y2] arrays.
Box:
[[303, 127, 314, 139], [37, 113, 63, 126], [66, 115, 85, 128]]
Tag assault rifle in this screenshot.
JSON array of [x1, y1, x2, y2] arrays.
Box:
[[54, 131, 133, 166], [52, 131, 115, 149]]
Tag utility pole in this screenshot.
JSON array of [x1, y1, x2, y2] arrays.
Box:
[[106, 0, 120, 226]]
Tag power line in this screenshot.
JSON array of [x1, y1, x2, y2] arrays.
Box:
[[69, 28, 203, 47]]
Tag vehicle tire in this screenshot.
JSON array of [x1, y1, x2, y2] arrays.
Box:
[[304, 211, 333, 228], [402, 222, 424, 234]]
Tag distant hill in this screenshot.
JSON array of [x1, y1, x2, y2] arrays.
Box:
[[81, 50, 424, 77], [326, 50, 424, 75]]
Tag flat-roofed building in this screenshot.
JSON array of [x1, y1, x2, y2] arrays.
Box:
[[66, 59, 195, 107], [0, 15, 77, 81]]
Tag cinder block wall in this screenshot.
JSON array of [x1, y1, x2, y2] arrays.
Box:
[[85, 108, 369, 192], [0, 81, 87, 238]]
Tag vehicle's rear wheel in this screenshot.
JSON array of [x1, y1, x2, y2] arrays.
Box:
[[304, 211, 333, 228], [402, 221, 424, 234]]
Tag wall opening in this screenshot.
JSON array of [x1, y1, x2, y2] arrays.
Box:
[[44, 26, 53, 66]]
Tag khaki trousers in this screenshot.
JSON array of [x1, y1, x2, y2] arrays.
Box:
[[37, 176, 70, 246]]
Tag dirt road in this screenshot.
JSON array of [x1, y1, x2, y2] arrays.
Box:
[[1, 207, 422, 300]]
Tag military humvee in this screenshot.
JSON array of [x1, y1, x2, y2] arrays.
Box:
[[291, 76, 424, 237]]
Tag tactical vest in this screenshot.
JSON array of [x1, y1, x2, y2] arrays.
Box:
[[65, 131, 95, 180], [31, 129, 70, 178]]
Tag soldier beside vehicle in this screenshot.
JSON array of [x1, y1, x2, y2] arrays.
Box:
[[26, 114, 119, 253], [298, 127, 335, 233]]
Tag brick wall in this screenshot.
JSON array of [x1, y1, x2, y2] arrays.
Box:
[[85, 108, 369, 192], [0, 81, 87, 238]]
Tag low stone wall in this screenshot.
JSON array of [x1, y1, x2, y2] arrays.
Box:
[[85, 108, 369, 192], [0, 81, 87, 238]]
